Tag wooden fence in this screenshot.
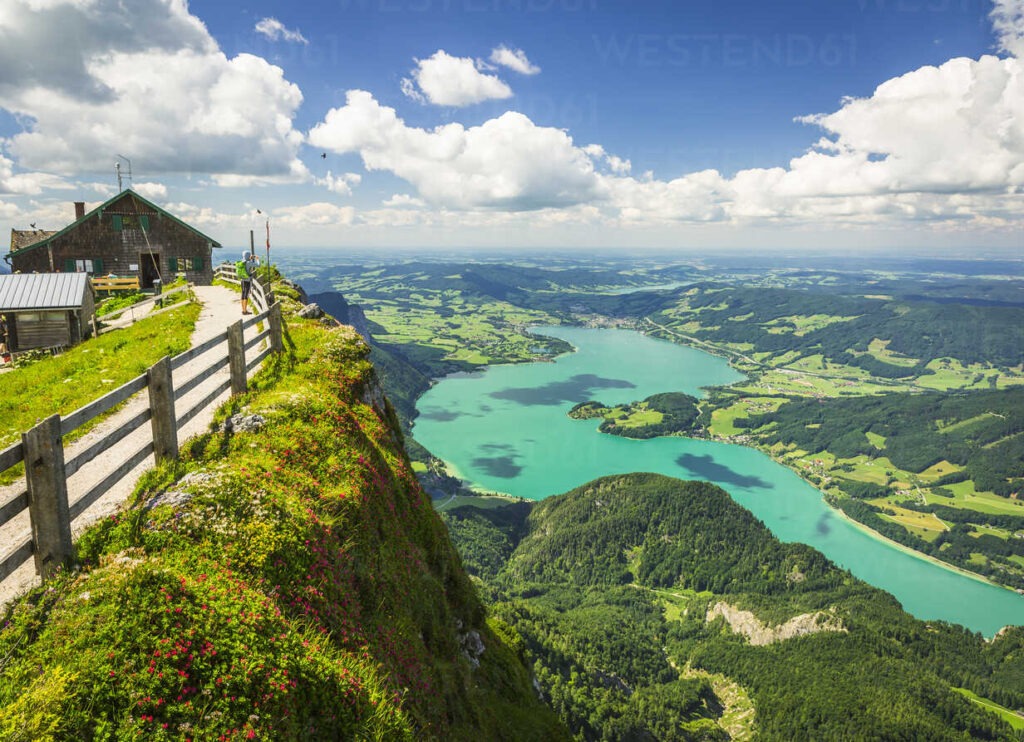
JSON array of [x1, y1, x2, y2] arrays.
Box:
[[0, 301, 285, 584], [213, 263, 272, 314]]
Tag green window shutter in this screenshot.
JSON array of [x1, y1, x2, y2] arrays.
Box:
[[168, 257, 178, 272], [93, 258, 103, 275], [140, 215, 150, 231], [194, 256, 203, 271], [111, 215, 122, 231], [63, 258, 75, 272]]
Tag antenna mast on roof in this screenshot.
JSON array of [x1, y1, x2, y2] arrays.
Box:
[[115, 154, 132, 192]]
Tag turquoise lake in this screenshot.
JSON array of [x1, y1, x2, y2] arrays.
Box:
[[414, 326, 1024, 636]]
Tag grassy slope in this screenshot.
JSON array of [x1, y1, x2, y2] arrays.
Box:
[[0, 301, 201, 451], [0, 298, 566, 741]]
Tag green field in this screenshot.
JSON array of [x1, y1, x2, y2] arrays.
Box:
[[762, 313, 859, 336], [732, 367, 896, 398], [917, 359, 1024, 391], [864, 338, 920, 367], [608, 406, 663, 428], [955, 689, 1024, 731], [939, 481, 1024, 516], [709, 397, 786, 437], [870, 500, 948, 542], [433, 493, 527, 511], [969, 524, 1010, 540]]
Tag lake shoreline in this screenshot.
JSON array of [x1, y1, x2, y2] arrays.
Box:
[[412, 324, 1024, 634]]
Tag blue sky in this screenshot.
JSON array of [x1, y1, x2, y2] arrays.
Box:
[[0, 0, 1021, 251]]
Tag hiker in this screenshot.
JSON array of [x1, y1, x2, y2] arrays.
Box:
[[236, 250, 260, 315]]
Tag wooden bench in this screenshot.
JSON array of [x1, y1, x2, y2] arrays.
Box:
[[92, 276, 140, 293]]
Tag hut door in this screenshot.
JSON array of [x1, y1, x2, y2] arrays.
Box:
[[139, 253, 161, 289]]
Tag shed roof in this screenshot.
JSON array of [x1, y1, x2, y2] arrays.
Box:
[[0, 273, 91, 311]]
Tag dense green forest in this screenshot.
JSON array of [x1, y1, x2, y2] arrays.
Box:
[[444, 474, 1024, 741]]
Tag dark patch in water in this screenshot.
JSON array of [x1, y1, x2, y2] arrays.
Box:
[[472, 456, 522, 478], [419, 409, 462, 422], [479, 404, 492, 412], [490, 374, 635, 406], [816, 512, 832, 536], [480, 443, 515, 453], [675, 453, 771, 490]]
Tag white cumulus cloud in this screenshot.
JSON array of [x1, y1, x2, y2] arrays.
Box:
[[309, 90, 601, 210], [254, 17, 308, 44], [0, 153, 71, 195], [0, 0, 306, 183], [132, 181, 168, 200], [991, 0, 1024, 57], [309, 43, 1024, 233], [401, 50, 513, 107], [489, 45, 541, 75], [383, 193, 426, 208], [274, 202, 355, 228], [314, 171, 362, 196]]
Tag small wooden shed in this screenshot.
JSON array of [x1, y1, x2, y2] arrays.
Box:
[[0, 273, 95, 352]]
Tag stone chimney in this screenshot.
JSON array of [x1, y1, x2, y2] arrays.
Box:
[[74, 202, 85, 220]]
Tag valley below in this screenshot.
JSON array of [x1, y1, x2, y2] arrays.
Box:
[[273, 250, 1024, 739]]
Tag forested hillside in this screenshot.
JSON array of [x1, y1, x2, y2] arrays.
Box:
[[670, 285, 1024, 368], [639, 285, 1024, 390], [444, 474, 1024, 741]]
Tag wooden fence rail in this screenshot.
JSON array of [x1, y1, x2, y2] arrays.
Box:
[[95, 283, 196, 336], [0, 301, 284, 584], [213, 263, 272, 314]]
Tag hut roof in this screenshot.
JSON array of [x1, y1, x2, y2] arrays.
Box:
[[10, 230, 58, 252], [0, 272, 91, 311]]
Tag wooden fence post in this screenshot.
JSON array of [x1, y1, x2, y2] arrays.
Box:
[[228, 320, 247, 395], [268, 302, 283, 353], [147, 356, 178, 464], [23, 415, 73, 579]]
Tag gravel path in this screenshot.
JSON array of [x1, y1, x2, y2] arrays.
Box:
[[0, 285, 251, 608]]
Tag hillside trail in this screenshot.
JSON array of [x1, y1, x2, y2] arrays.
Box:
[[0, 284, 246, 609]]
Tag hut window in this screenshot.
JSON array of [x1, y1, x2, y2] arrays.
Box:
[[174, 257, 203, 271], [64, 258, 102, 274]]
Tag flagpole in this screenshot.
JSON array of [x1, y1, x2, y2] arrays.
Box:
[[264, 218, 270, 281]]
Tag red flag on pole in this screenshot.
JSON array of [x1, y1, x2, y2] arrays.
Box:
[[265, 220, 270, 252]]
